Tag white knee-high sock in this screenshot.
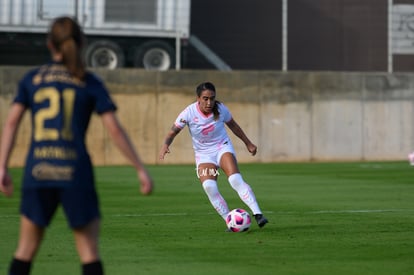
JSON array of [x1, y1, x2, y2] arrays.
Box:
[[228, 173, 262, 215], [202, 179, 229, 220]]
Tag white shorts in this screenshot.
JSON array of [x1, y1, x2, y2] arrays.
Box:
[[195, 141, 236, 168]]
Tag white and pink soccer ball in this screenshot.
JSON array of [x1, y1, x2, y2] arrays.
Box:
[[226, 208, 251, 232]]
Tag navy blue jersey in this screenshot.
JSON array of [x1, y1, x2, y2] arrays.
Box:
[[14, 63, 117, 189]]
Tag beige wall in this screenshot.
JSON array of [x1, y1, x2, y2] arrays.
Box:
[[1, 67, 414, 167]]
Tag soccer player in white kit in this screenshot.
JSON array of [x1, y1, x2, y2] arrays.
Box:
[[159, 82, 268, 230]]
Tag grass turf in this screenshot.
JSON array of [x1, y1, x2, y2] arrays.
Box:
[[1, 162, 414, 274]]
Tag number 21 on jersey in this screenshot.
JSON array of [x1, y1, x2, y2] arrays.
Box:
[[34, 87, 75, 141]]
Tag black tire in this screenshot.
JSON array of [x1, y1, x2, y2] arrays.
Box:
[[133, 40, 175, 71], [85, 40, 125, 69]]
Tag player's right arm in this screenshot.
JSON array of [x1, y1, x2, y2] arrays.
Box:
[[101, 111, 153, 195], [0, 103, 26, 197], [159, 125, 181, 160]]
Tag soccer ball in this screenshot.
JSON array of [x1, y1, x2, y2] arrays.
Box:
[[226, 208, 251, 232]]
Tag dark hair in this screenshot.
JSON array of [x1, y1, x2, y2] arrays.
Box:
[[196, 82, 216, 96], [48, 16, 85, 79], [196, 82, 221, 120]]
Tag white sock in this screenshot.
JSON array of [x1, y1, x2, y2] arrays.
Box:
[[228, 173, 262, 215], [202, 179, 229, 220]]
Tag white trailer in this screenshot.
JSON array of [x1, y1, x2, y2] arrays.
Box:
[[0, 0, 191, 70]]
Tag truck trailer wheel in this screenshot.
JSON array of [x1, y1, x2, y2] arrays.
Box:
[[85, 40, 125, 69], [133, 40, 175, 71]]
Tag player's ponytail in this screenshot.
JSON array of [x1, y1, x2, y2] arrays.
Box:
[[49, 16, 85, 79], [212, 100, 221, 121], [60, 38, 84, 79]]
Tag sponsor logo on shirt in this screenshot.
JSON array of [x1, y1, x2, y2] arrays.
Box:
[[32, 162, 74, 181]]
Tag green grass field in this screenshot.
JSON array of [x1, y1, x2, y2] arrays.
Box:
[[1, 162, 414, 275]]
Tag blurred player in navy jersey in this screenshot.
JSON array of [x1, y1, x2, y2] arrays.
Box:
[[0, 16, 153, 275]]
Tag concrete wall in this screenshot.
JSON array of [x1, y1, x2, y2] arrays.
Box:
[[1, 67, 413, 167]]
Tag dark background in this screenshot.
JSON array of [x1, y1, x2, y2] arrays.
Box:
[[0, 0, 413, 72], [187, 0, 413, 72]]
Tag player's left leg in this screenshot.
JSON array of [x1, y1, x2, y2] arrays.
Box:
[[14, 215, 44, 260], [8, 215, 45, 275], [9, 188, 58, 275], [220, 152, 268, 227]]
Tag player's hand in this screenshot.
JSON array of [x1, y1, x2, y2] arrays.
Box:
[[138, 170, 154, 195], [158, 145, 170, 160], [247, 143, 257, 156], [0, 169, 13, 197]]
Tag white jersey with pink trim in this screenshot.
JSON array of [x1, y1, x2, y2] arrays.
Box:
[[174, 102, 233, 154]]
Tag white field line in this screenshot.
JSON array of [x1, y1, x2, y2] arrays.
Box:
[[305, 209, 414, 214], [112, 209, 414, 217], [1, 209, 413, 219]]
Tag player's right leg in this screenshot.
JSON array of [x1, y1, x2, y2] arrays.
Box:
[[61, 186, 103, 275], [73, 218, 104, 275], [197, 162, 230, 220]]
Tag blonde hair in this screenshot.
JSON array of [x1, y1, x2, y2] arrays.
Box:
[[48, 16, 85, 79]]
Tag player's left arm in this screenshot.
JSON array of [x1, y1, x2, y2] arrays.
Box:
[[0, 103, 26, 197], [225, 118, 257, 156]]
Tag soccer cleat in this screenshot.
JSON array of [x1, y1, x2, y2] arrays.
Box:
[[254, 214, 268, 228]]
